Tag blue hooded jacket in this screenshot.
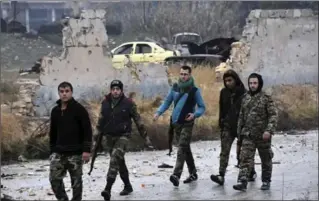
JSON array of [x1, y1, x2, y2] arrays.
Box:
[[156, 84, 206, 124]]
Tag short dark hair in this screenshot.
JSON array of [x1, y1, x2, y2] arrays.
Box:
[[181, 65, 192, 74], [58, 81, 73, 92]]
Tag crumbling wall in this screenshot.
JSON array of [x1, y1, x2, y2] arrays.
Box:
[[230, 9, 318, 87], [34, 10, 170, 117], [0, 33, 62, 70]]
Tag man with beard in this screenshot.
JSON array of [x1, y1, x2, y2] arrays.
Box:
[[153, 65, 206, 187], [49, 82, 92, 201], [95, 80, 152, 201], [233, 73, 278, 191], [210, 70, 257, 186]]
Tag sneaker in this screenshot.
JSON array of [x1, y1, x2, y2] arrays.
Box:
[[169, 174, 180, 187], [210, 174, 225, 185], [260, 182, 270, 190], [101, 190, 111, 201], [119, 185, 133, 196], [233, 181, 247, 191], [183, 173, 198, 183]]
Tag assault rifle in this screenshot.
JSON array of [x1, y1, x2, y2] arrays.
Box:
[[167, 117, 174, 156], [88, 131, 103, 175], [88, 121, 110, 175]]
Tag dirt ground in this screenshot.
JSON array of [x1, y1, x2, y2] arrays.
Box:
[[1, 130, 318, 200]]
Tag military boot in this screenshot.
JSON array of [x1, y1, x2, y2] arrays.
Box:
[[233, 181, 247, 191], [119, 185, 133, 196], [210, 174, 225, 185], [169, 174, 180, 187], [260, 182, 270, 190], [119, 173, 133, 196], [248, 169, 257, 182], [183, 173, 198, 184], [101, 177, 115, 201]]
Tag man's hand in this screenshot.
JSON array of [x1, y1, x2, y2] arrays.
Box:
[[263, 131, 271, 141], [82, 152, 91, 163], [153, 113, 160, 122], [185, 113, 195, 121]]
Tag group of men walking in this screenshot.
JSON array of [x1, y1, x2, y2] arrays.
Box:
[[48, 65, 278, 200]]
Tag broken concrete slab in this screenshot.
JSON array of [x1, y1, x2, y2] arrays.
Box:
[[231, 9, 318, 87], [33, 9, 170, 117]]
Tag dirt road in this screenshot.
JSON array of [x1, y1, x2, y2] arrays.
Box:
[[1, 130, 318, 200]]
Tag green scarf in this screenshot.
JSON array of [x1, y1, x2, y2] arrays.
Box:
[[111, 96, 120, 108], [178, 76, 195, 93]]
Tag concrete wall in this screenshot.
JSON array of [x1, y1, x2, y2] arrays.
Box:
[[232, 9, 318, 87], [33, 9, 170, 116]]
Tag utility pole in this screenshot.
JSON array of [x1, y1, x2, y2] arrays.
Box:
[[12, 1, 17, 21]]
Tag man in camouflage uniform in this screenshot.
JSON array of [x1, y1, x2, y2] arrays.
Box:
[[233, 73, 278, 191], [153, 65, 206, 187], [95, 80, 152, 201], [210, 69, 257, 186], [49, 82, 92, 201]]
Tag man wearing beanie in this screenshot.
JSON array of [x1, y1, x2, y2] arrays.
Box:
[[210, 69, 257, 186], [94, 79, 152, 201], [233, 73, 278, 192], [153, 65, 206, 187]]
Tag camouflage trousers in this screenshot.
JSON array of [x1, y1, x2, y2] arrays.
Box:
[[104, 135, 129, 180], [49, 153, 83, 201], [237, 136, 274, 183], [173, 122, 196, 178], [219, 130, 256, 176], [219, 130, 236, 176]]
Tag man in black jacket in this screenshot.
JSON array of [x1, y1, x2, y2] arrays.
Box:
[[95, 80, 152, 201], [49, 81, 92, 201], [210, 70, 256, 185]]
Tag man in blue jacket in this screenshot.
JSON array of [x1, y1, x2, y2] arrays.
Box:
[[153, 65, 206, 187]]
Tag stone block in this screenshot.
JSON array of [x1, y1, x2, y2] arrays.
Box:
[[301, 9, 313, 17], [278, 10, 288, 18], [81, 9, 106, 19], [286, 10, 294, 18], [293, 9, 301, 18], [269, 10, 280, 18], [260, 10, 269, 18]]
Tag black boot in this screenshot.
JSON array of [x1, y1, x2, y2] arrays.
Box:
[[169, 174, 180, 187], [233, 181, 247, 191], [260, 182, 270, 190], [101, 177, 115, 201], [248, 169, 257, 182], [210, 174, 225, 185], [119, 185, 133, 196], [183, 173, 198, 184], [119, 173, 133, 196]]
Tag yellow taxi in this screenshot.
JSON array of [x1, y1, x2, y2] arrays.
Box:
[[110, 41, 179, 68]]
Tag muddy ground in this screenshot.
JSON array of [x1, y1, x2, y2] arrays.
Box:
[[1, 130, 318, 200]]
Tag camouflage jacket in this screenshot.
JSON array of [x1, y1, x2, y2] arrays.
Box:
[[95, 94, 147, 138], [237, 91, 278, 139]]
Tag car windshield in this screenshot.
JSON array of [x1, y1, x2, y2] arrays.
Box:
[[176, 35, 201, 44]]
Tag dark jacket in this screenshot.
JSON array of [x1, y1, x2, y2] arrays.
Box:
[[50, 98, 93, 155], [219, 70, 246, 137], [96, 93, 147, 138]]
